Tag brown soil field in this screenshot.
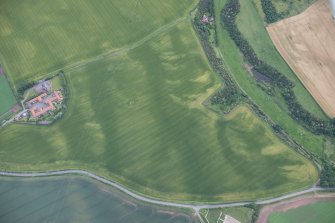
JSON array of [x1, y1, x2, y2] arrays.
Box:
[[257, 193, 335, 223], [267, 0, 335, 118]]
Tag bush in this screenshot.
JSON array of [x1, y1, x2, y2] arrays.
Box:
[[244, 203, 261, 223], [261, 0, 281, 23], [320, 161, 335, 187]]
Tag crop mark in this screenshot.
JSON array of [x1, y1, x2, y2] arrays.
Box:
[[33, 16, 188, 81]]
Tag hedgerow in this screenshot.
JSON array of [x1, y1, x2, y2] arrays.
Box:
[[193, 0, 242, 113]]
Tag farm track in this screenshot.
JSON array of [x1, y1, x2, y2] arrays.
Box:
[[34, 16, 188, 81], [0, 170, 334, 222]]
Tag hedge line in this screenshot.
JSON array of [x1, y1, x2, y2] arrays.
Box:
[[193, 0, 242, 113]]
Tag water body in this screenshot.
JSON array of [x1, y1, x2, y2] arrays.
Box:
[[0, 176, 198, 223]]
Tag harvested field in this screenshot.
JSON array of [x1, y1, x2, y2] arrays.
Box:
[[257, 193, 335, 223], [267, 0, 335, 117]]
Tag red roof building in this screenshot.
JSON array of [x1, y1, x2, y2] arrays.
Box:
[[202, 15, 209, 23], [28, 90, 63, 118]]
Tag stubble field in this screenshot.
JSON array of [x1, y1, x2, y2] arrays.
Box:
[[0, 0, 317, 202], [267, 0, 335, 117]]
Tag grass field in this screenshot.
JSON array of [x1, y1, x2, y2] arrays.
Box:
[[0, 0, 318, 202], [0, 176, 199, 223], [0, 74, 16, 115], [214, 0, 326, 156], [200, 207, 252, 223], [269, 201, 335, 223], [271, 0, 316, 18], [267, 0, 335, 118]]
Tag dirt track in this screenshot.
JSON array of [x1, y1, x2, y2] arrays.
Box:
[[257, 193, 335, 223], [267, 0, 335, 118]]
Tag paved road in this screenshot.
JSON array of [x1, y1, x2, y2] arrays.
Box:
[[1, 169, 334, 217]]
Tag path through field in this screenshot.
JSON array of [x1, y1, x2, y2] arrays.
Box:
[[31, 16, 188, 83]]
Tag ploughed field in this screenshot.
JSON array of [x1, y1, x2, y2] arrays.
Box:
[[0, 0, 317, 201], [267, 0, 335, 118], [0, 176, 199, 223]]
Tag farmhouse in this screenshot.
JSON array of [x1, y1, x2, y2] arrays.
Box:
[[26, 90, 63, 118], [201, 15, 214, 24], [202, 15, 209, 23]]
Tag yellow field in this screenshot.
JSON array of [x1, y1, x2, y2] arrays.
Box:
[[267, 0, 335, 118]]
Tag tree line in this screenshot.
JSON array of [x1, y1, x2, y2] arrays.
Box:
[[193, 0, 242, 113], [261, 0, 281, 23]]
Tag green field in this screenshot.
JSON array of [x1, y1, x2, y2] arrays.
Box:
[[0, 0, 197, 86], [214, 0, 326, 155], [270, 0, 316, 18], [0, 0, 318, 202], [0, 176, 199, 223], [200, 207, 252, 223], [0, 74, 16, 115], [269, 201, 335, 223]]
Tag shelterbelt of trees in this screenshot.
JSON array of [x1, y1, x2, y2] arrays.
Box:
[[193, 0, 242, 113]]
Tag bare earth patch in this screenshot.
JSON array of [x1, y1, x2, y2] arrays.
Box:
[[267, 0, 335, 117], [257, 193, 335, 223]]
